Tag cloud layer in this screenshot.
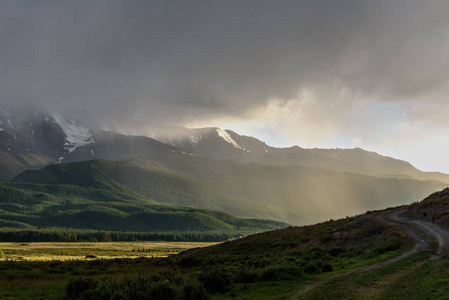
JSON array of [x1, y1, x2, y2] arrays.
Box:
[[2, 1, 449, 171]]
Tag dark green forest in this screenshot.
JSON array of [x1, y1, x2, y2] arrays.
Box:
[[0, 160, 288, 241]]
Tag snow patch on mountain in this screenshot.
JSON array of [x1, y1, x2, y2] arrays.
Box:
[[0, 120, 3, 131], [216, 128, 242, 149], [51, 111, 94, 153], [190, 133, 201, 144]]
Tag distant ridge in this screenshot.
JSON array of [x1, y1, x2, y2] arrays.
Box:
[[1, 107, 448, 226]]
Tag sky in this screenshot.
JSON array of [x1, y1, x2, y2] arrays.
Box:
[[2, 1, 449, 173]]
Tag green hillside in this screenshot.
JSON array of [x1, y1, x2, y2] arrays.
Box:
[[403, 187, 449, 229], [13, 155, 447, 225], [124, 152, 446, 224], [13, 159, 299, 222], [0, 151, 53, 181], [0, 180, 286, 234]]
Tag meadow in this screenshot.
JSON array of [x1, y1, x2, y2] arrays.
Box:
[[0, 241, 217, 261], [3, 208, 449, 299], [0, 211, 421, 299]]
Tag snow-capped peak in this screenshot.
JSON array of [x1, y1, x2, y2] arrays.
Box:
[[50, 111, 94, 153], [216, 128, 242, 149]]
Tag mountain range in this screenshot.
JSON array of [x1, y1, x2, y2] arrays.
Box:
[[0, 107, 447, 229]]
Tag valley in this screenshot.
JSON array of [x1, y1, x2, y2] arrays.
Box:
[[2, 193, 449, 299], [2, 2, 449, 299], [1, 108, 449, 299]]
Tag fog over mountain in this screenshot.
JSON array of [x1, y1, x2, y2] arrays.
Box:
[[1, 107, 448, 225], [1, 1, 449, 172]]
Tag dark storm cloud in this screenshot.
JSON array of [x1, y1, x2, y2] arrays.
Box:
[[1, 0, 449, 127]]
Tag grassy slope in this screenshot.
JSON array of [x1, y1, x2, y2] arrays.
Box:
[[4, 189, 449, 299], [12, 155, 447, 225], [0, 180, 287, 234], [0, 151, 54, 181], [0, 206, 415, 299], [403, 187, 449, 229], [13, 159, 299, 222], [133, 152, 447, 224]]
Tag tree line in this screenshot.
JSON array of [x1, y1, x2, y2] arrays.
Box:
[[0, 229, 244, 242]]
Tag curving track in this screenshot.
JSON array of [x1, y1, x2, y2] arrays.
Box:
[[382, 210, 449, 258], [291, 210, 449, 299]]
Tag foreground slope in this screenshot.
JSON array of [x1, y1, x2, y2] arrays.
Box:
[[4, 188, 449, 299], [403, 187, 449, 230]]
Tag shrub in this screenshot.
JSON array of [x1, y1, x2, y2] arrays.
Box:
[[304, 262, 320, 274], [198, 268, 232, 294], [0, 250, 4, 259], [321, 262, 333, 272], [65, 277, 98, 300], [148, 282, 175, 299], [329, 247, 345, 257], [181, 281, 210, 300], [257, 264, 301, 281], [233, 268, 258, 283]]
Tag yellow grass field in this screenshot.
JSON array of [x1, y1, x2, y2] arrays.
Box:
[[0, 241, 218, 261]]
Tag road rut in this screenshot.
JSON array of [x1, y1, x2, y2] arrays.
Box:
[[383, 210, 449, 258]]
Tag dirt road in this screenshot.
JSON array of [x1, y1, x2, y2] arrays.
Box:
[[291, 210, 449, 299], [380, 210, 449, 258]]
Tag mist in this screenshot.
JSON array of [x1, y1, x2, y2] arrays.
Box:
[[2, 1, 449, 171]]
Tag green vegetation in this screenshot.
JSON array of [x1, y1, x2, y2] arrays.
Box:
[[0, 151, 53, 181], [0, 229, 254, 243], [0, 212, 416, 299], [0, 159, 289, 239], [8, 157, 446, 227], [404, 187, 449, 229], [0, 192, 287, 241], [0, 241, 217, 261]]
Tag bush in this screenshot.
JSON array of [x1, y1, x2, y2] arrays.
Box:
[[0, 250, 4, 259], [181, 281, 210, 300], [329, 247, 345, 257], [148, 282, 175, 299], [65, 277, 98, 300], [198, 268, 232, 294], [257, 264, 301, 281], [233, 268, 258, 283], [321, 262, 333, 272], [304, 262, 320, 274]]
